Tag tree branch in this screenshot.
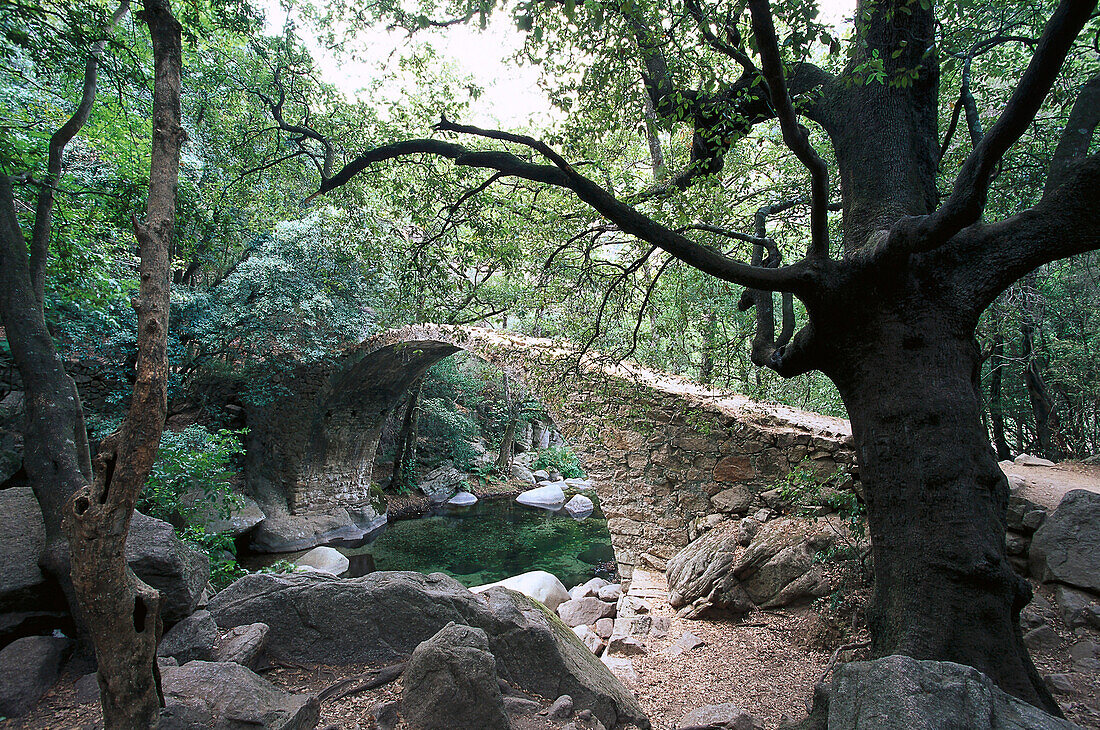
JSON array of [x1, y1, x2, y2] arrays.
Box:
[[901, 0, 1097, 253], [314, 122, 825, 294], [29, 0, 131, 307], [747, 0, 831, 259]]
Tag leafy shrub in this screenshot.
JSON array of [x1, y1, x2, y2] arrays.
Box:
[[138, 425, 247, 527], [532, 445, 586, 479], [138, 425, 249, 592]]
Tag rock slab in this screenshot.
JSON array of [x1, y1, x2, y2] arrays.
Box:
[[158, 609, 218, 664], [0, 488, 48, 612], [829, 655, 1079, 730], [159, 660, 318, 729], [126, 511, 210, 623]]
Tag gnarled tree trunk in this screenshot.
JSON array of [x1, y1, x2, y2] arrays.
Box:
[[62, 1, 183, 726]]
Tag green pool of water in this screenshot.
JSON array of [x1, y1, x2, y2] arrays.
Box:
[[245, 496, 616, 589]]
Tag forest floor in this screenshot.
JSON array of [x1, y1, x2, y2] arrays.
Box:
[[11, 574, 1097, 730], [1002, 460, 1100, 510]]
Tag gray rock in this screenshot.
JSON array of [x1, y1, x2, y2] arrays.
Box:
[[565, 494, 595, 518], [0, 635, 71, 717], [712, 486, 757, 515], [557, 597, 616, 627], [207, 571, 647, 729], [517, 484, 566, 510], [573, 624, 605, 654], [0, 488, 49, 612], [547, 694, 574, 720], [402, 622, 509, 730], [447, 491, 478, 507], [126, 511, 210, 622], [511, 463, 536, 484], [1015, 454, 1057, 467], [213, 622, 270, 669], [250, 509, 370, 553], [293, 546, 348, 576], [503, 696, 543, 715], [1007, 484, 1047, 535], [829, 655, 1078, 729], [1030, 489, 1100, 592], [597, 584, 621, 602], [417, 464, 467, 503], [678, 703, 757, 730], [532, 469, 551, 481], [738, 517, 761, 547], [594, 618, 614, 639], [1053, 584, 1100, 629], [1023, 624, 1060, 653], [159, 660, 318, 729], [74, 672, 100, 705], [1069, 640, 1099, 662], [668, 518, 840, 615], [470, 570, 570, 611], [159, 609, 218, 664], [1044, 673, 1076, 695]]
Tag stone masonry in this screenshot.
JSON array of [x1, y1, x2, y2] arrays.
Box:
[[245, 325, 855, 578]]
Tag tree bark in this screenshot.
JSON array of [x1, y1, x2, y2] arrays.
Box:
[[825, 308, 1060, 716], [62, 1, 183, 726], [496, 373, 516, 471]]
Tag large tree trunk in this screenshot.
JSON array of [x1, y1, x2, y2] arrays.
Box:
[[63, 1, 183, 726], [827, 310, 1060, 716]]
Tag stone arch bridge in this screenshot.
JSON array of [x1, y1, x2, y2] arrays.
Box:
[[244, 324, 854, 578]]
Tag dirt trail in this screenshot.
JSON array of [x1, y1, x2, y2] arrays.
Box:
[[1001, 460, 1100, 510]]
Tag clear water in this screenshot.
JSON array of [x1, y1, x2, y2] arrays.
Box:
[[244, 496, 616, 589]]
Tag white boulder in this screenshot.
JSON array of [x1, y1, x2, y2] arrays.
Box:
[[516, 485, 566, 510], [447, 491, 478, 507], [469, 570, 571, 611], [293, 546, 348, 576], [564, 494, 594, 519]]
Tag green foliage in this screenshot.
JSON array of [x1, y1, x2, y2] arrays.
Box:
[[775, 462, 865, 537], [179, 526, 247, 591], [257, 559, 298, 575], [138, 425, 247, 527], [532, 445, 586, 479]]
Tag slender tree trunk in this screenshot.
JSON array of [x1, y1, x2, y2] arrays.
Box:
[[828, 317, 1060, 716], [1021, 322, 1058, 460], [699, 311, 717, 384], [63, 2, 183, 726], [496, 373, 516, 471], [990, 331, 1011, 460], [391, 376, 424, 489]]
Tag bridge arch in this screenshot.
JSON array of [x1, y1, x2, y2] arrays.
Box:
[[244, 324, 855, 578]]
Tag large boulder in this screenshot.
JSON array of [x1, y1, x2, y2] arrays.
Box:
[[678, 703, 757, 730], [126, 511, 209, 622], [829, 655, 1078, 729], [417, 464, 468, 503], [0, 488, 50, 612], [293, 546, 348, 576], [207, 571, 647, 729], [470, 570, 571, 611], [0, 635, 71, 717], [401, 622, 509, 730], [1029, 489, 1100, 593], [250, 509, 377, 553], [159, 660, 318, 730], [158, 609, 218, 664], [516, 484, 566, 510], [667, 518, 842, 615]]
